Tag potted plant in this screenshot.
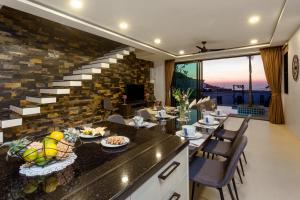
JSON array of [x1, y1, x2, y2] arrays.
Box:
[[172, 88, 193, 121]]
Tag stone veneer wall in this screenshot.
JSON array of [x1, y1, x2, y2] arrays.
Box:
[[0, 7, 154, 140]]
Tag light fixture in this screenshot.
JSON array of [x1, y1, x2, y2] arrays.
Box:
[[248, 15, 260, 24], [119, 22, 128, 30], [70, 0, 82, 9], [121, 175, 129, 183], [250, 39, 258, 45], [156, 152, 162, 159], [154, 38, 161, 44], [179, 50, 185, 55]]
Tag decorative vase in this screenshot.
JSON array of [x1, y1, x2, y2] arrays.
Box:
[[179, 103, 187, 121]]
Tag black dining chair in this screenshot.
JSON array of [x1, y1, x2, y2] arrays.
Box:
[[189, 136, 248, 200], [107, 114, 126, 125]]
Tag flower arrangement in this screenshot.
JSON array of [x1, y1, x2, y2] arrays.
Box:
[[172, 88, 193, 120], [122, 94, 127, 104]]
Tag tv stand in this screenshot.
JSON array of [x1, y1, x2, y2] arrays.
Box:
[[119, 101, 154, 118]]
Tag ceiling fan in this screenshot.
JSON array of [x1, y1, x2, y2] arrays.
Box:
[[196, 41, 225, 53]]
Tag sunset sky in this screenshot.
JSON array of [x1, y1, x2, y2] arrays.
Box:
[[180, 55, 269, 90]]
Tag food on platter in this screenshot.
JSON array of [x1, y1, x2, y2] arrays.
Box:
[[56, 139, 74, 160], [106, 136, 125, 145], [82, 127, 93, 135], [93, 127, 106, 136]]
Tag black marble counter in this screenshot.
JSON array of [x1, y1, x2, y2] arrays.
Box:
[[0, 120, 189, 200]]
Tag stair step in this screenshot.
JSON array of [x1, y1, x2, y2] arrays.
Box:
[[110, 47, 135, 53], [101, 53, 123, 59], [10, 105, 40, 116], [81, 62, 109, 69], [106, 49, 130, 56], [0, 113, 22, 128], [90, 58, 117, 64], [73, 68, 101, 74], [52, 81, 82, 87], [40, 89, 70, 94], [26, 96, 57, 104], [63, 75, 92, 81]]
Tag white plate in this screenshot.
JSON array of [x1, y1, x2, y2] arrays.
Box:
[[198, 119, 220, 126], [210, 112, 227, 117], [128, 121, 149, 128], [79, 133, 102, 139], [176, 131, 203, 140], [101, 136, 130, 148], [155, 115, 170, 119]]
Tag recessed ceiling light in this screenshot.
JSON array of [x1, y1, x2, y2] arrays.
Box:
[[154, 38, 161, 44], [248, 15, 260, 24], [70, 0, 82, 9], [250, 39, 258, 45], [179, 50, 185, 55], [119, 22, 128, 30]]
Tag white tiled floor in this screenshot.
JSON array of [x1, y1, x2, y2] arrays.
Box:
[[193, 117, 300, 200]]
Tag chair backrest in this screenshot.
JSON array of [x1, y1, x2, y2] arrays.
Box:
[[237, 115, 251, 132], [229, 122, 248, 155], [103, 98, 112, 110], [220, 136, 248, 187], [107, 114, 126, 125], [137, 109, 152, 120]]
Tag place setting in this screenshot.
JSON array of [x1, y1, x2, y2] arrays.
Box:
[[209, 108, 228, 119], [128, 116, 157, 128], [155, 110, 177, 120], [176, 125, 206, 148], [193, 115, 220, 129]]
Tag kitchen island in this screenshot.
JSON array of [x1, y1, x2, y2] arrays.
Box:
[[0, 121, 189, 200]]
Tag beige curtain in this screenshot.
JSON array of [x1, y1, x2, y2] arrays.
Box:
[[260, 46, 284, 124], [165, 60, 175, 106]]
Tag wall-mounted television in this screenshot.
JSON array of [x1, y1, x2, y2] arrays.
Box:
[[125, 84, 144, 102]]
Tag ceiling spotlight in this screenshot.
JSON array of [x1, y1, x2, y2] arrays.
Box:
[[179, 50, 185, 55], [119, 22, 128, 30], [70, 0, 82, 9], [154, 38, 161, 44], [250, 39, 258, 45], [248, 15, 260, 24]]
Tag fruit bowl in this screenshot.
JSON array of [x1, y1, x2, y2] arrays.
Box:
[[4, 128, 81, 173]]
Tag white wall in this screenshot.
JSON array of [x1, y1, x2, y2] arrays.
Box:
[[283, 27, 300, 137], [151, 60, 165, 104]]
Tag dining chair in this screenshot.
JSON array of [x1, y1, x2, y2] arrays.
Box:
[[107, 114, 126, 125], [137, 109, 153, 121], [189, 136, 248, 200], [214, 115, 251, 164], [202, 122, 248, 183], [103, 98, 119, 115]]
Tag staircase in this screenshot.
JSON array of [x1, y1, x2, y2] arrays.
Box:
[[0, 47, 135, 130]]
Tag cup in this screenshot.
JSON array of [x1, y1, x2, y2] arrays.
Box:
[[204, 115, 214, 124], [182, 125, 196, 137], [158, 110, 167, 118], [133, 116, 144, 127], [216, 109, 222, 116]]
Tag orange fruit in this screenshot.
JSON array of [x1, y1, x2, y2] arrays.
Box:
[[49, 131, 64, 141]]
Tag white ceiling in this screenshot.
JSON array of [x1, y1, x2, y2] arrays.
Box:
[[1, 0, 300, 60]]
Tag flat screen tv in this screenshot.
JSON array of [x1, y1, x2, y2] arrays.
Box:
[[125, 84, 144, 102]]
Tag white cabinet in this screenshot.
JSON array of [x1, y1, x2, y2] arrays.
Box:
[[131, 146, 189, 200]]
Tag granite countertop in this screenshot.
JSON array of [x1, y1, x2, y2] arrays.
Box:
[[0, 121, 189, 200]]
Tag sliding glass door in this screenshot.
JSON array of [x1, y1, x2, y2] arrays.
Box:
[[171, 54, 271, 117], [172, 62, 199, 105]]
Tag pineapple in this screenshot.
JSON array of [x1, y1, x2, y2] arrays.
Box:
[[2, 137, 31, 160], [56, 128, 79, 160]]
